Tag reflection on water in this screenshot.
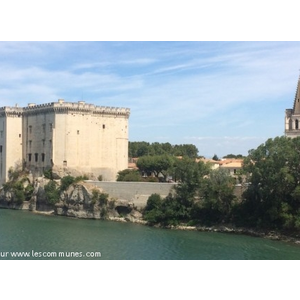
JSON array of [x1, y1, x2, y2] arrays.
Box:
[[1, 209, 300, 260]]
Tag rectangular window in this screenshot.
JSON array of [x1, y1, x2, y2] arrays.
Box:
[[77, 130, 80, 135], [35, 153, 38, 162], [102, 124, 105, 129], [63, 160, 67, 167], [29, 140, 32, 149], [19, 134, 21, 138], [28, 153, 32, 162], [42, 153, 45, 162], [29, 126, 32, 134], [0, 145, 2, 153]]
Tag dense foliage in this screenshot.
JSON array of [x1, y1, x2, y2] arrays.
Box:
[[143, 136, 300, 233], [237, 136, 300, 230], [129, 141, 199, 158], [143, 159, 237, 226], [116, 169, 142, 181], [44, 180, 60, 205], [2, 168, 34, 204]]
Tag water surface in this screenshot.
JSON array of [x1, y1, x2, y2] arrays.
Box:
[[1, 209, 300, 260]]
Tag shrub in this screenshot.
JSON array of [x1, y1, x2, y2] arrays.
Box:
[[43, 168, 53, 180], [60, 175, 75, 191], [44, 181, 60, 205]]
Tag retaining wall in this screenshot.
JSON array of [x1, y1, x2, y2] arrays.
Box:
[[86, 181, 176, 208]]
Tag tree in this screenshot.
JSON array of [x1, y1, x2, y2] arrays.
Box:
[[212, 154, 219, 161], [240, 136, 300, 229], [193, 168, 236, 224], [116, 169, 142, 181], [136, 155, 175, 180]]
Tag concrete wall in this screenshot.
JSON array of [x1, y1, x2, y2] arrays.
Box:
[[88, 181, 176, 208], [87, 181, 246, 209]]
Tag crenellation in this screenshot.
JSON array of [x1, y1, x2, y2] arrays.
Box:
[[0, 99, 130, 185]]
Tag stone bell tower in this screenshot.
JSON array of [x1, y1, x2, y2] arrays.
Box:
[[285, 76, 300, 138]]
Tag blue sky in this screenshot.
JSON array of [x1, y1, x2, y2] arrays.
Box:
[[0, 41, 299, 157]]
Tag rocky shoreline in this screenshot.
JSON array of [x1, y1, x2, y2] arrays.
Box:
[[2, 176, 300, 246]]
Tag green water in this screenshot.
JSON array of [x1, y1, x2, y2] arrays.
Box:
[[1, 209, 300, 260]]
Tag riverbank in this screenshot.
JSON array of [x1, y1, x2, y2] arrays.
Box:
[[95, 213, 300, 245], [3, 206, 300, 245]]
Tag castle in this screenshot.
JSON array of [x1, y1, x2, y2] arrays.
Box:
[[285, 77, 300, 138], [0, 99, 130, 185]]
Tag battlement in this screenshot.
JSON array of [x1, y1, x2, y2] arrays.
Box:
[[0, 106, 23, 117], [22, 100, 130, 117]]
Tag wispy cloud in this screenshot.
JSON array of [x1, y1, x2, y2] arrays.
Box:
[[0, 41, 298, 156]]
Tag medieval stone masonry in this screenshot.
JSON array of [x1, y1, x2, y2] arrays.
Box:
[[0, 99, 130, 185], [285, 77, 300, 138]]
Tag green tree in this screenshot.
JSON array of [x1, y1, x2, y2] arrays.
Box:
[[192, 168, 236, 224], [116, 169, 142, 181], [136, 155, 175, 180], [239, 136, 300, 229]]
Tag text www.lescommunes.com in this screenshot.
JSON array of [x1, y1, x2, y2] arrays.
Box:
[[1, 250, 101, 258]]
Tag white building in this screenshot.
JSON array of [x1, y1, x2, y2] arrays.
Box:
[[0, 100, 130, 185]]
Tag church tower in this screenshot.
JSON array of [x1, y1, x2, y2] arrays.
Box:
[[285, 76, 300, 138]]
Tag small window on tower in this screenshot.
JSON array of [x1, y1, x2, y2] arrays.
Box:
[[102, 124, 105, 129], [0, 145, 2, 153], [42, 153, 45, 162], [35, 153, 38, 162], [77, 130, 80, 135], [28, 153, 32, 162], [63, 160, 67, 167]]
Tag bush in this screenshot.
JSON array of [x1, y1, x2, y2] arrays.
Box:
[[117, 169, 142, 181], [60, 175, 75, 191], [43, 168, 53, 180], [44, 181, 60, 205], [99, 193, 109, 205]]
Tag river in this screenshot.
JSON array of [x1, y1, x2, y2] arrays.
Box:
[[1, 209, 300, 260]]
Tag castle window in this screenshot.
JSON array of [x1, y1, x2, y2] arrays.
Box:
[[35, 153, 38, 162], [42, 153, 45, 162], [63, 160, 67, 167], [102, 124, 105, 129], [296, 119, 299, 130], [29, 140, 32, 149], [49, 123, 53, 132], [0, 145, 2, 153], [19, 134, 21, 138], [29, 126, 32, 134], [28, 153, 32, 162], [77, 130, 80, 135]]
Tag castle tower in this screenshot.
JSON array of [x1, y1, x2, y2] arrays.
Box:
[[285, 76, 300, 138], [0, 106, 23, 186], [0, 100, 130, 185], [22, 100, 130, 181]]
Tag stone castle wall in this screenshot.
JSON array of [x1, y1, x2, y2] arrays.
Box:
[[0, 100, 130, 184]]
